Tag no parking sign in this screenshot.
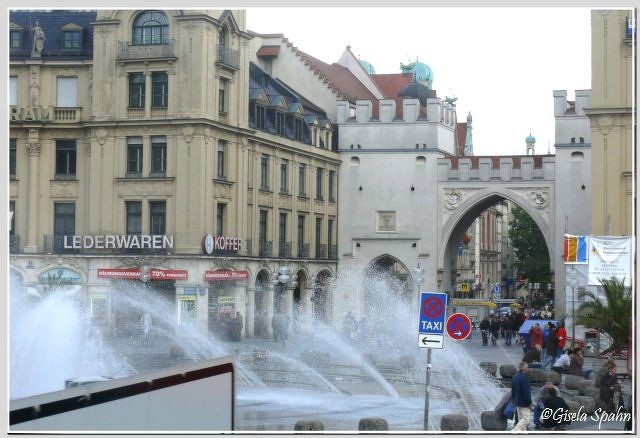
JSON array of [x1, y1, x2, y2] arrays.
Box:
[[417, 292, 447, 349]]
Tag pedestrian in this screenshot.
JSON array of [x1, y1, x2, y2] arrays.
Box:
[[598, 361, 621, 411], [502, 317, 512, 345], [479, 316, 490, 347], [539, 383, 571, 430], [511, 362, 533, 431], [556, 321, 567, 356], [542, 323, 557, 370], [533, 382, 560, 429], [529, 323, 543, 353], [490, 316, 500, 346], [569, 348, 592, 379], [551, 350, 571, 374]]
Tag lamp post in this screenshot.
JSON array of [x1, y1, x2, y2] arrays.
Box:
[[271, 266, 298, 315], [567, 267, 579, 345], [413, 263, 430, 431]]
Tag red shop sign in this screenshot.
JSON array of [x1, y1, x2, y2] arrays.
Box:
[[97, 268, 188, 280], [205, 270, 249, 281]]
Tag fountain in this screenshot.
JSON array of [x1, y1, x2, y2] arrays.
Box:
[[10, 266, 504, 431]]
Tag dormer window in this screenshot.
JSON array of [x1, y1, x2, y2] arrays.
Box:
[[256, 105, 265, 130], [219, 26, 227, 47], [133, 11, 169, 45], [276, 112, 285, 135], [294, 118, 304, 141], [10, 30, 22, 49], [62, 30, 82, 49]]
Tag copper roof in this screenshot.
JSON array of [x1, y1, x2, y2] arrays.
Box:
[[256, 45, 280, 58]]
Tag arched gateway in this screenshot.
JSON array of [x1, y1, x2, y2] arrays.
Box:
[[337, 153, 591, 323]]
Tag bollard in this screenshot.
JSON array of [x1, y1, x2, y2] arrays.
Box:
[[480, 411, 507, 431], [564, 375, 586, 390], [543, 370, 562, 386], [479, 362, 497, 377], [527, 368, 546, 384], [358, 417, 388, 431], [440, 414, 469, 431], [573, 396, 596, 414], [294, 420, 324, 431], [576, 379, 592, 395], [499, 364, 517, 379]]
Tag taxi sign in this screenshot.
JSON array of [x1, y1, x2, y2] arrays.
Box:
[[418, 292, 447, 335]]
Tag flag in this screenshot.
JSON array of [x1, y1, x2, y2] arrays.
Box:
[[563, 234, 588, 264]]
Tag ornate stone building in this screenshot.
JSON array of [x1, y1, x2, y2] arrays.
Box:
[[9, 10, 340, 339], [586, 10, 634, 236]]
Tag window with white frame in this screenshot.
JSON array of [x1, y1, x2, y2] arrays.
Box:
[[151, 136, 167, 175], [10, 76, 18, 106], [56, 77, 78, 107]]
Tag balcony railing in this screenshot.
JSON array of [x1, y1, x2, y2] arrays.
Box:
[[53, 107, 81, 123], [117, 40, 176, 61], [217, 45, 239, 69], [298, 243, 309, 259], [278, 242, 292, 258], [10, 235, 19, 254], [259, 240, 273, 257]]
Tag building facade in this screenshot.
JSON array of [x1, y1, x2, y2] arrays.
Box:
[[586, 10, 634, 236], [9, 9, 340, 340]]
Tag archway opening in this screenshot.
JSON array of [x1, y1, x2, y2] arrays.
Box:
[[253, 270, 270, 338], [443, 195, 553, 317]]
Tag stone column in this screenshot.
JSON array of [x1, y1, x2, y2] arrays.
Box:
[[245, 287, 255, 337], [24, 133, 41, 253], [266, 286, 275, 338], [144, 71, 151, 118]]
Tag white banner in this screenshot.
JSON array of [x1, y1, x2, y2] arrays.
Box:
[[588, 236, 634, 286]]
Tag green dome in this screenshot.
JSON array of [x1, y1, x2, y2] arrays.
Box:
[[526, 134, 536, 143], [359, 60, 375, 75], [411, 61, 433, 83]]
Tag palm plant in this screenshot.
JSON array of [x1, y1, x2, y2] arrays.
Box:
[[574, 277, 631, 353]]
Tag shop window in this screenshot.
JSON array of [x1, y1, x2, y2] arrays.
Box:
[[90, 296, 108, 323], [178, 297, 196, 326]]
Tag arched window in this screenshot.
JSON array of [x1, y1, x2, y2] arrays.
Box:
[[133, 11, 169, 45]]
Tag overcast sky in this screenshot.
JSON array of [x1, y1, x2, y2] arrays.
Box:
[[247, 7, 592, 156]]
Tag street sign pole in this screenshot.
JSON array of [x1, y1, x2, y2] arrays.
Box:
[[424, 347, 431, 430]]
